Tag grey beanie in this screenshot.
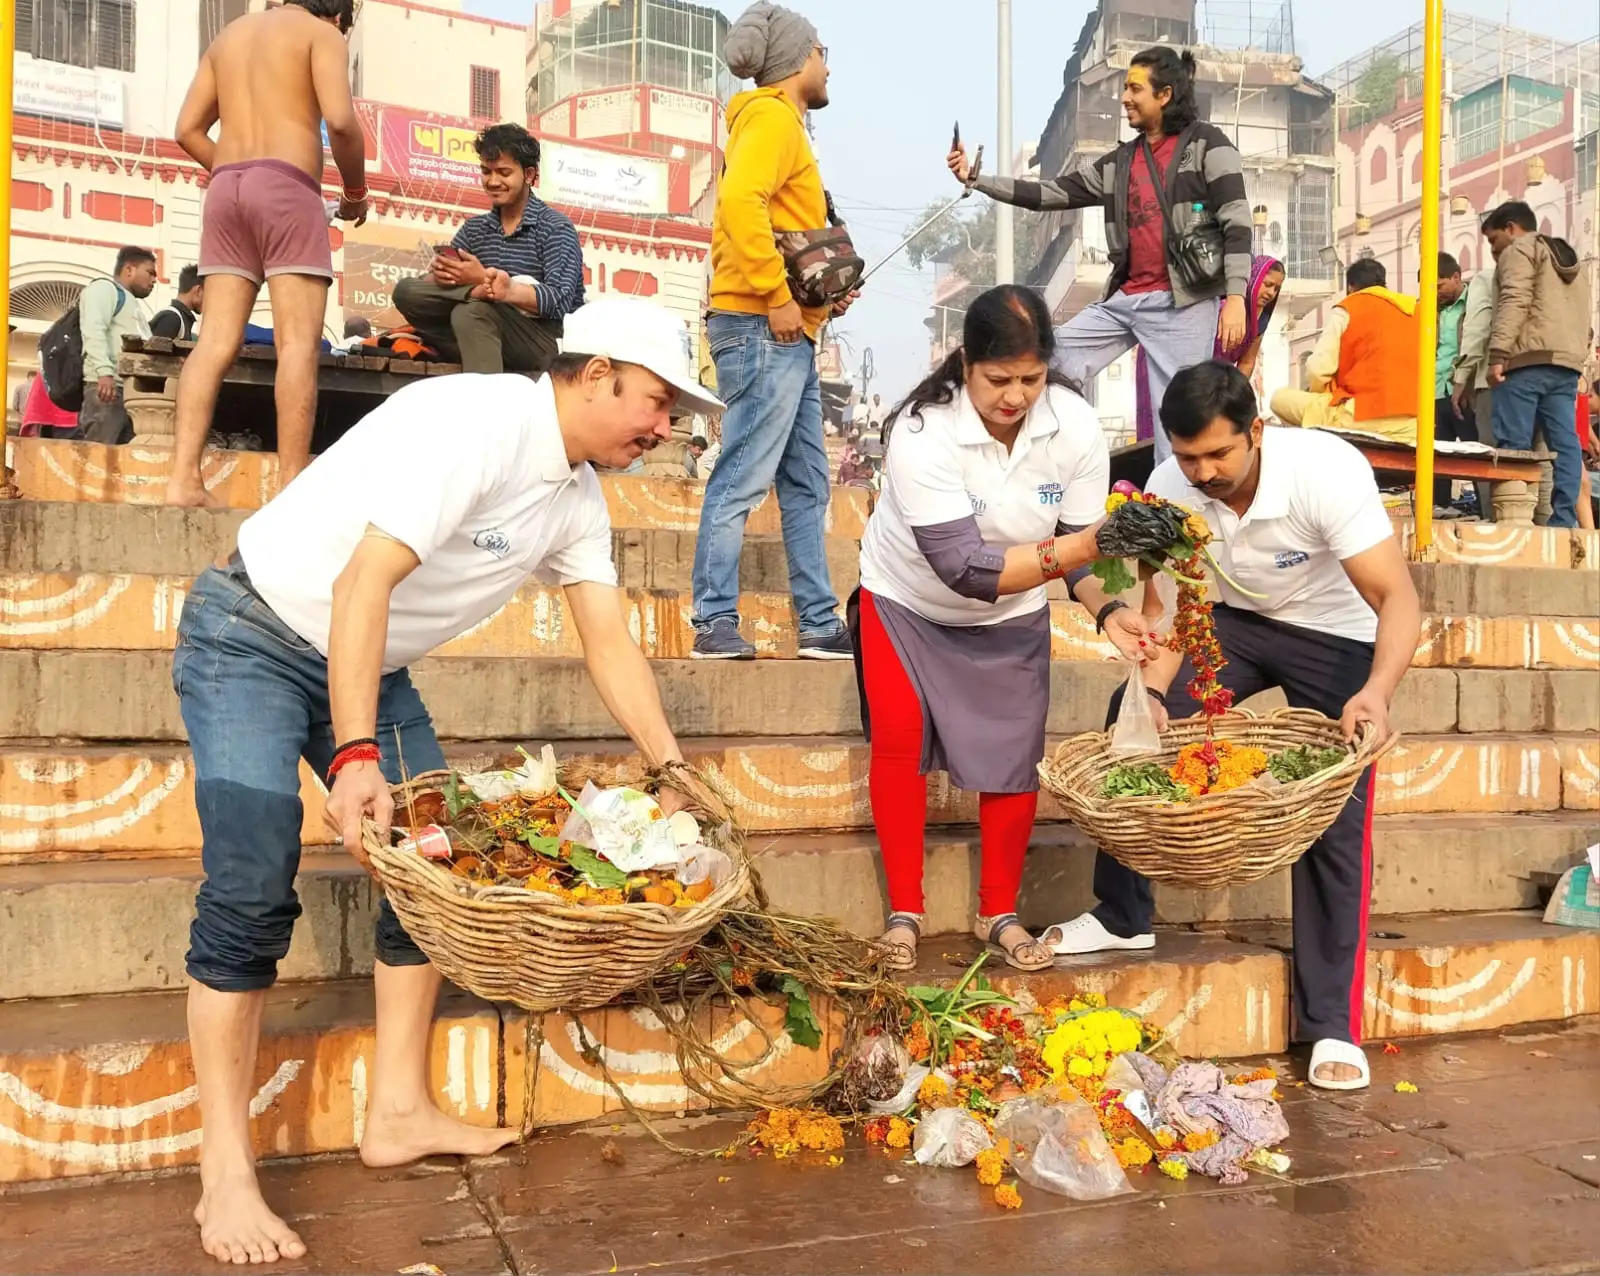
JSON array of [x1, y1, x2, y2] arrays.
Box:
[[725, 2, 819, 86]]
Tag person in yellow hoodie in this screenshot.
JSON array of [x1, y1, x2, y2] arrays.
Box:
[[691, 1, 855, 660], [1270, 257, 1422, 444]]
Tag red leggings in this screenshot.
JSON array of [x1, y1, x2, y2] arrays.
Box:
[[860, 590, 1038, 916]]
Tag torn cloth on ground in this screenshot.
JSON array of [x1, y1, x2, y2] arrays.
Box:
[[1126, 1052, 1290, 1185]]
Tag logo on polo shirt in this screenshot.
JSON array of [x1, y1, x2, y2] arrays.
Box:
[[473, 529, 512, 559], [1273, 550, 1310, 569], [968, 492, 986, 515], [1036, 482, 1063, 505]]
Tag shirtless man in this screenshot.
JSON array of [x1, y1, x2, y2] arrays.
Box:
[[165, 0, 369, 507]]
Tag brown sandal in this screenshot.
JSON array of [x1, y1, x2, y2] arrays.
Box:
[[875, 911, 922, 973], [976, 913, 1054, 972]]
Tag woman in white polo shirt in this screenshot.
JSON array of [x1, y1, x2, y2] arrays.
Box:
[[852, 286, 1152, 971], [1048, 360, 1421, 1091]]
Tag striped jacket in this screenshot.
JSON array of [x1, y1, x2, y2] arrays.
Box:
[[976, 122, 1253, 308]]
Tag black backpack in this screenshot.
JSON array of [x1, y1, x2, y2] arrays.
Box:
[[40, 280, 126, 412]]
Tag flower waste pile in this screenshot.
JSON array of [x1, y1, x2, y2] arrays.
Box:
[[743, 957, 1293, 1210], [1102, 742, 1349, 801]]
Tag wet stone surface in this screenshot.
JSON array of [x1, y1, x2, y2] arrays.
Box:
[[2, 1019, 1598, 1275]]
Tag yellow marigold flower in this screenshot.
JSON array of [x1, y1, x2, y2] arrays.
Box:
[[975, 1147, 1005, 1186], [1105, 492, 1129, 513], [1394, 1080, 1419, 1094], [1155, 1128, 1177, 1150], [994, 1182, 1022, 1210], [1115, 1137, 1153, 1168], [1181, 1129, 1219, 1152], [1158, 1157, 1189, 1181], [917, 1075, 954, 1109], [885, 1117, 913, 1149], [1067, 1056, 1094, 1078]]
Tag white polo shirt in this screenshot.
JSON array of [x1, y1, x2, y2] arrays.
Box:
[[238, 373, 618, 672], [1145, 426, 1394, 643], [859, 383, 1109, 626]]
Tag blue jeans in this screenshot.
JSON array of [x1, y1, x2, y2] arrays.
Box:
[[691, 311, 840, 635], [174, 560, 446, 991], [1492, 365, 1583, 528]]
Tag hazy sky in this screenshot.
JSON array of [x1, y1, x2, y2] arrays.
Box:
[[469, 0, 1598, 403]]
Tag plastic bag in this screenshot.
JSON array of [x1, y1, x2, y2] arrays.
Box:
[[558, 781, 680, 873], [1109, 661, 1162, 757], [843, 1034, 913, 1106], [913, 1108, 993, 1168], [994, 1090, 1133, 1200], [460, 744, 559, 802], [867, 1064, 931, 1115]]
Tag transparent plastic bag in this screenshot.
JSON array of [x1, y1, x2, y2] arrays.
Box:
[[913, 1108, 993, 1168], [1109, 661, 1162, 757], [994, 1090, 1133, 1200]]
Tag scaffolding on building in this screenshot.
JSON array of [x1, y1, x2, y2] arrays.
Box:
[[1194, 0, 1296, 57], [1318, 13, 1598, 118]]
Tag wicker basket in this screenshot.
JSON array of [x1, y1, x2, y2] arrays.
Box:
[[362, 765, 752, 1012], [1037, 707, 1396, 889]]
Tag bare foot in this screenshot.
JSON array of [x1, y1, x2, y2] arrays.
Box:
[[166, 476, 221, 509], [194, 1172, 306, 1265], [1312, 1061, 1363, 1085], [358, 1100, 519, 1168]]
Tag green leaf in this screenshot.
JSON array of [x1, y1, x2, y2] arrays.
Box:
[[1092, 557, 1137, 596], [442, 772, 476, 820], [521, 832, 563, 859], [566, 844, 628, 890], [780, 976, 823, 1049]]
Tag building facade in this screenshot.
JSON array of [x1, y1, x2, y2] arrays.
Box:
[[7, 0, 724, 410], [1285, 16, 1600, 387]]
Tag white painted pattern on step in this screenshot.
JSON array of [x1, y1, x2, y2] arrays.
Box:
[[1380, 960, 1499, 1003], [444, 1025, 468, 1114], [0, 576, 131, 634], [0, 1059, 302, 1132], [0, 758, 187, 850], [351, 1056, 367, 1147], [12, 758, 86, 784], [1367, 957, 1537, 1030]]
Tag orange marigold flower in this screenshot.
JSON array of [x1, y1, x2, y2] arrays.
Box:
[[993, 1182, 1022, 1210], [1181, 1129, 1219, 1152], [1230, 1067, 1277, 1084], [864, 1118, 890, 1145], [885, 1117, 913, 1149], [903, 1022, 932, 1062], [975, 1147, 1005, 1186], [917, 1074, 955, 1109], [1154, 1128, 1177, 1150], [1115, 1137, 1153, 1168]]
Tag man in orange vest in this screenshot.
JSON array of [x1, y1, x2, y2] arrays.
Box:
[[1271, 258, 1421, 443]]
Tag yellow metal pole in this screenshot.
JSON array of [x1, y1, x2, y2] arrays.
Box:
[[1414, 0, 1444, 557], [0, 0, 14, 390]]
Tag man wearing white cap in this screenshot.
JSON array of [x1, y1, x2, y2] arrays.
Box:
[[170, 295, 722, 1265]]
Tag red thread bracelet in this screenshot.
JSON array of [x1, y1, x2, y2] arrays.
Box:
[[1036, 537, 1063, 580], [327, 742, 380, 784]]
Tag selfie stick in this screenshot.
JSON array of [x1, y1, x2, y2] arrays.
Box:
[[856, 144, 984, 287]]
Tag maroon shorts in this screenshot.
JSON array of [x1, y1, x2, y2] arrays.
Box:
[[199, 159, 333, 285]]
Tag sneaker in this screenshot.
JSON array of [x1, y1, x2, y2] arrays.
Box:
[[1041, 912, 1155, 956], [797, 625, 854, 660], [692, 618, 755, 660], [1431, 504, 1464, 521]]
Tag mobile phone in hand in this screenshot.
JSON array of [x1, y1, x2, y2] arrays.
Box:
[[952, 122, 960, 149], [436, 245, 463, 261]]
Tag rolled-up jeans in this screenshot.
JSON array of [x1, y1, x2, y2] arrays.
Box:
[[691, 310, 841, 636], [174, 558, 445, 991]]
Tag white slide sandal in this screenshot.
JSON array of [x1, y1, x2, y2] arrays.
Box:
[[1308, 1038, 1371, 1091]]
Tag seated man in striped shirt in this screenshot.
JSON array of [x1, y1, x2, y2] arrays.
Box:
[[394, 123, 584, 374]]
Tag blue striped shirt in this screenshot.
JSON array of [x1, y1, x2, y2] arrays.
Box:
[[451, 195, 586, 321]]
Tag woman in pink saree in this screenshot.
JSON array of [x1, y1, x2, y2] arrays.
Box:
[[1135, 256, 1284, 442]]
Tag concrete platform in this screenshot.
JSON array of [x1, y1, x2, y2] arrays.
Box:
[[7, 813, 1597, 998], [2, 438, 872, 537], [1393, 517, 1600, 568], [3, 1019, 1597, 1273], [0, 934, 1288, 1183]]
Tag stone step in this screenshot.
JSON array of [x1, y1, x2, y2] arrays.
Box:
[[16, 646, 1595, 743], [7, 811, 1596, 999], [3, 732, 1594, 862], [2, 438, 871, 536], [3, 912, 1592, 1183], [5, 571, 1597, 673], [1392, 519, 1600, 569], [0, 502, 862, 595]]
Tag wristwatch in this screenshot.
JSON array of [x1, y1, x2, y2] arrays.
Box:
[[1094, 598, 1129, 633]]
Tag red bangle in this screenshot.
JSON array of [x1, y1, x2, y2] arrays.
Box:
[[343, 185, 368, 200], [1036, 537, 1063, 580], [327, 742, 381, 784]]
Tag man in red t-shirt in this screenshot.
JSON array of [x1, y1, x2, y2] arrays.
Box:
[[949, 46, 1254, 465]]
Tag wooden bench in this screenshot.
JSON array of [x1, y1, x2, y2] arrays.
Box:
[[116, 335, 462, 451]]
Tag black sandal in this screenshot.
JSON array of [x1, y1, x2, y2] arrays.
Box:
[[975, 913, 1053, 972], [875, 911, 922, 972]]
